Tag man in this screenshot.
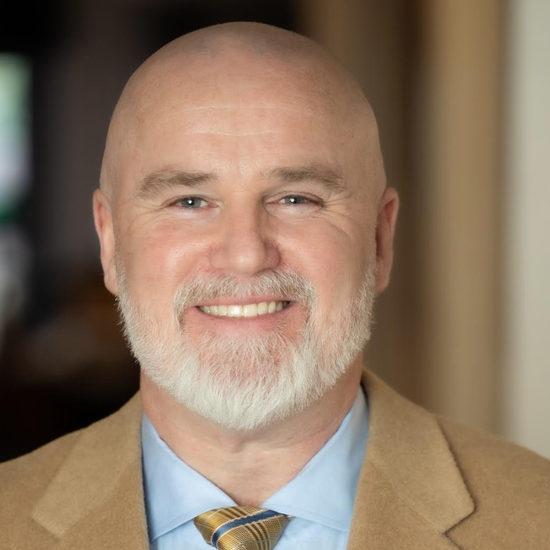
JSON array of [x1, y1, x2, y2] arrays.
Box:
[[1, 22, 549, 550]]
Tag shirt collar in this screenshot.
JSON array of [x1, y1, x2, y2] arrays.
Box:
[[141, 414, 236, 540], [141, 387, 369, 541], [263, 387, 369, 531]]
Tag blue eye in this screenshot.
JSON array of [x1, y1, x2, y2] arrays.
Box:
[[176, 197, 207, 209], [280, 195, 317, 205]]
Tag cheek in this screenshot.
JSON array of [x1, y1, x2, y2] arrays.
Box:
[[121, 220, 201, 306], [278, 221, 364, 302]]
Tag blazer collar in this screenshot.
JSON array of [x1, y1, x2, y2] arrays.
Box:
[[31, 393, 149, 549], [347, 370, 475, 549]]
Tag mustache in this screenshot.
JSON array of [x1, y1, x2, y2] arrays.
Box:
[[172, 266, 317, 316]]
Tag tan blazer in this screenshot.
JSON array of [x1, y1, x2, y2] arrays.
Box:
[[2, 370, 550, 549]]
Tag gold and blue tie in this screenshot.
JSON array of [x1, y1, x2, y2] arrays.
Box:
[[194, 506, 291, 550]]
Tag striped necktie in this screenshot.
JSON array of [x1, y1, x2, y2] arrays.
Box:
[[193, 506, 292, 550]]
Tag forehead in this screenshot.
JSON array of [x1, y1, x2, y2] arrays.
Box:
[[120, 54, 364, 188], [137, 50, 346, 114]]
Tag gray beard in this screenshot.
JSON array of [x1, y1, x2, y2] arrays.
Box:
[[115, 260, 377, 431]]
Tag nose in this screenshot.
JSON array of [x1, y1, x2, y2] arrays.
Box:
[[208, 202, 280, 276]]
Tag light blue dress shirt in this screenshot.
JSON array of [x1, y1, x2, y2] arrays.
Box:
[[141, 387, 369, 549]]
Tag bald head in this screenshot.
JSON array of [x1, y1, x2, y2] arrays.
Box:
[[99, 22, 385, 208]]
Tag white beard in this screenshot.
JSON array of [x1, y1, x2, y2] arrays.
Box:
[[116, 257, 377, 431]]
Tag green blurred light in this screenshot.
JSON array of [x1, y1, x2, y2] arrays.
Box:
[[0, 54, 31, 223]]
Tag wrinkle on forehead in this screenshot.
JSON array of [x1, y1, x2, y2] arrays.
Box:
[[100, 22, 386, 210]]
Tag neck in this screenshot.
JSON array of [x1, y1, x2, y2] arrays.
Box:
[[141, 359, 363, 505]]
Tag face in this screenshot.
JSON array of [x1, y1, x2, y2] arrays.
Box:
[[95, 52, 396, 430]]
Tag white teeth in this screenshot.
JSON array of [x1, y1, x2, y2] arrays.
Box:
[[199, 301, 290, 318], [243, 304, 258, 317], [227, 305, 242, 317], [218, 305, 228, 316]]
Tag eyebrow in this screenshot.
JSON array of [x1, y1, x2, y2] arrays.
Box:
[[136, 169, 217, 200], [265, 164, 347, 194], [136, 162, 347, 200]]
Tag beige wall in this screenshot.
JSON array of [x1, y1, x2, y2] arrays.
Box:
[[502, 0, 550, 458], [413, 0, 501, 431]]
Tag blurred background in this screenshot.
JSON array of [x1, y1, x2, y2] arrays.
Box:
[[0, 0, 548, 462]]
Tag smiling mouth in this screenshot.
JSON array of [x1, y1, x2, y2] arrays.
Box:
[[197, 300, 292, 318]]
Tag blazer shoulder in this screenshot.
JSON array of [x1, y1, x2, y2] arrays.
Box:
[[436, 415, 550, 547], [437, 414, 550, 484], [0, 393, 142, 513], [0, 393, 143, 548], [0, 428, 83, 507], [0, 427, 82, 548]]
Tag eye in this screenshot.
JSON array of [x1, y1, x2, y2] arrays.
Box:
[[173, 196, 208, 209], [278, 195, 321, 206]]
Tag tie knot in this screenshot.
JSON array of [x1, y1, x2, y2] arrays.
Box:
[[194, 506, 291, 550]]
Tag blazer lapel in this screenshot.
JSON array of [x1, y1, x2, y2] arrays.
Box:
[[348, 370, 475, 549], [31, 393, 149, 549]]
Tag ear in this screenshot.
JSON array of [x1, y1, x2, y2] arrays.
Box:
[[374, 187, 399, 294], [93, 189, 119, 295]]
